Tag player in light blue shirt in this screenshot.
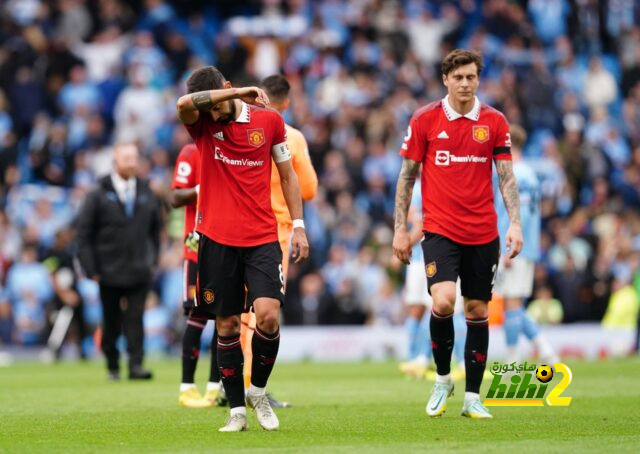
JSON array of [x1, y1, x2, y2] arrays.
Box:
[[493, 125, 558, 366]]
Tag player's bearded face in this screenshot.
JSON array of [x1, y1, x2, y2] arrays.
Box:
[[444, 63, 480, 103], [210, 100, 236, 124]]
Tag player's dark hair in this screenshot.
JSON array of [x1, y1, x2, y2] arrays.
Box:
[[441, 49, 484, 76], [261, 74, 290, 102], [186, 66, 226, 94]]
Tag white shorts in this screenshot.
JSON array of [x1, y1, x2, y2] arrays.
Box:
[[404, 263, 463, 307], [494, 257, 535, 298], [404, 261, 432, 306]]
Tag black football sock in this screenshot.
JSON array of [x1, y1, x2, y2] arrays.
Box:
[[181, 318, 205, 384], [217, 334, 245, 408], [209, 327, 220, 383], [465, 317, 489, 394], [250, 326, 280, 388], [430, 309, 454, 376]]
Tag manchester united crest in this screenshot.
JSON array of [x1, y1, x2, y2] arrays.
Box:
[[203, 289, 215, 304], [472, 125, 490, 143], [426, 261, 437, 278], [247, 128, 265, 147]]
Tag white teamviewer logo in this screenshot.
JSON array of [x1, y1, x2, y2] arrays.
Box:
[[435, 150, 488, 166], [215, 146, 264, 167]]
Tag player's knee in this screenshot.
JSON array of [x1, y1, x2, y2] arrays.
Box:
[[432, 299, 454, 316], [216, 316, 240, 337], [408, 304, 426, 320], [256, 310, 279, 334], [431, 284, 456, 315], [465, 300, 488, 319]]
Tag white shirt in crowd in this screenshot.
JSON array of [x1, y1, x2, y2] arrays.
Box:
[[111, 172, 136, 204]]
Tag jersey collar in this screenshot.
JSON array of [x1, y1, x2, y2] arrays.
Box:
[[442, 95, 481, 121], [235, 101, 250, 123]]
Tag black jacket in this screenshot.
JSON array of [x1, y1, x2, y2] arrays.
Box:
[[76, 175, 162, 287]]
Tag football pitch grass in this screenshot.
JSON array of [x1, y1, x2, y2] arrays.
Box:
[[1, 358, 639, 453]]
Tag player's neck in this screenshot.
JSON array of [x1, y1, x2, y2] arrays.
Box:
[[448, 97, 474, 116], [231, 99, 241, 121]]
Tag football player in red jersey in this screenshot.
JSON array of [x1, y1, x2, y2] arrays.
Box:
[[170, 143, 228, 408], [393, 49, 523, 419], [176, 66, 309, 432]]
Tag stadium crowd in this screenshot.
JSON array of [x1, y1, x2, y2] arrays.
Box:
[[0, 0, 639, 355]]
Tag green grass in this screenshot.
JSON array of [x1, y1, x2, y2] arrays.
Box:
[[1, 358, 639, 453]]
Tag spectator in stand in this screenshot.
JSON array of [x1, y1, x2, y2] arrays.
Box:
[[0, 0, 639, 347], [4, 243, 53, 345]]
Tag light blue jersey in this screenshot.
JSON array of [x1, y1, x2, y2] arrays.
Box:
[[409, 181, 423, 263], [494, 160, 541, 261]]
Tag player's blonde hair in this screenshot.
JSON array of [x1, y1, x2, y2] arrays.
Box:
[[510, 124, 527, 149]]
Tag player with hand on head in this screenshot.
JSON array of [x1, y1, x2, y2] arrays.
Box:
[[176, 66, 309, 432], [493, 124, 559, 368], [393, 49, 522, 419], [239, 74, 318, 408]]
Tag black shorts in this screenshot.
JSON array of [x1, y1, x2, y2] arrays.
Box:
[[183, 259, 198, 313], [421, 232, 500, 302], [195, 234, 284, 317]]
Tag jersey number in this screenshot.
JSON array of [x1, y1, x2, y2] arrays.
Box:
[[403, 126, 412, 142]]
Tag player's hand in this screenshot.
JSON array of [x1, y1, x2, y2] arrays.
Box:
[[185, 230, 200, 253], [505, 223, 523, 259], [236, 87, 270, 107], [392, 228, 411, 265], [291, 227, 309, 263]]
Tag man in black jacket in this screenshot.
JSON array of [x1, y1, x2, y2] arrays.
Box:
[[76, 143, 162, 380]]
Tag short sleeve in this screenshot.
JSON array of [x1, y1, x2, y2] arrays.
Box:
[[171, 146, 197, 189], [399, 115, 426, 163], [271, 113, 290, 163], [184, 115, 205, 143], [493, 114, 512, 161], [271, 113, 287, 147]]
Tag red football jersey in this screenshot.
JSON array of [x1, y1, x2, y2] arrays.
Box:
[[171, 143, 201, 262], [185, 102, 286, 246], [400, 96, 511, 245]]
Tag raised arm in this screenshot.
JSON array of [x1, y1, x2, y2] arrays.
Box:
[[393, 158, 421, 264], [495, 159, 523, 258], [176, 87, 270, 125]]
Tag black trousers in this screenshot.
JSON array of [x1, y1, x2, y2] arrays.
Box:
[[99, 283, 149, 372]]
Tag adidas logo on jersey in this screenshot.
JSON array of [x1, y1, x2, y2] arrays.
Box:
[[214, 131, 224, 141], [437, 130, 449, 139]]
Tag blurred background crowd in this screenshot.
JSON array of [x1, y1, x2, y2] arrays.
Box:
[[0, 0, 639, 357]]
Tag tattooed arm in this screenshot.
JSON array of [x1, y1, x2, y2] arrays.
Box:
[[176, 87, 270, 125], [392, 158, 421, 264], [495, 159, 523, 258]]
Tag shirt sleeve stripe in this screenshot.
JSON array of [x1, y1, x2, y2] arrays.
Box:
[[493, 146, 511, 156]]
